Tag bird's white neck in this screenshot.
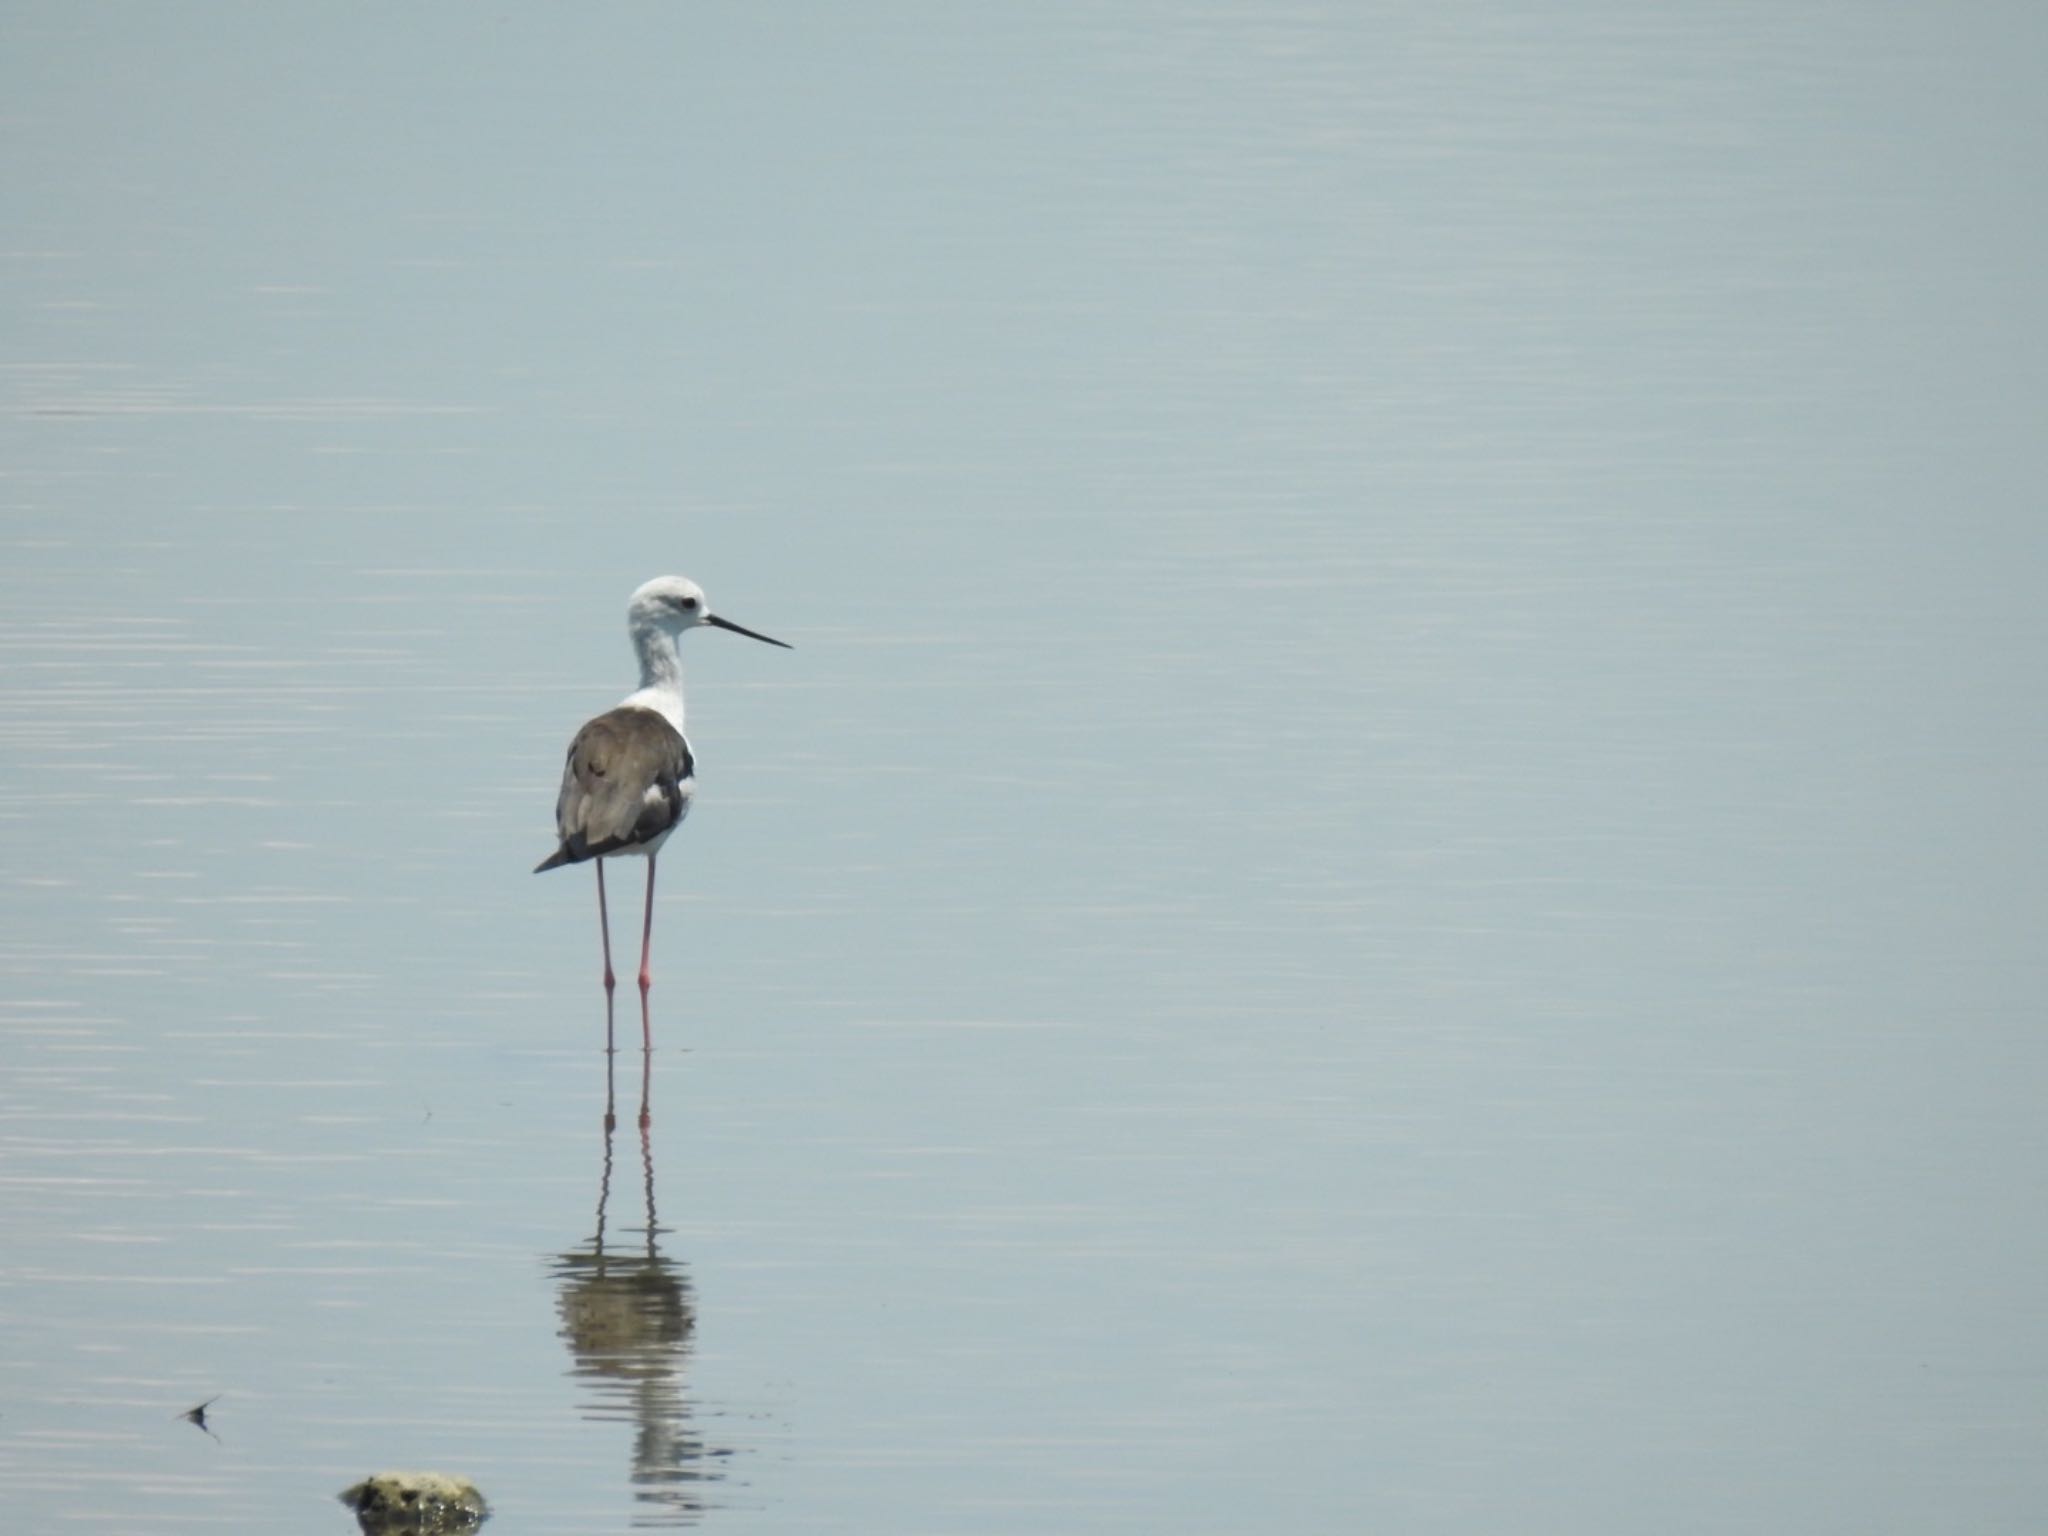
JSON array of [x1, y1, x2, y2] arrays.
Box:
[[624, 625, 686, 731]]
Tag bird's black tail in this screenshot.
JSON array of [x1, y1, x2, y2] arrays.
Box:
[[533, 846, 578, 873]]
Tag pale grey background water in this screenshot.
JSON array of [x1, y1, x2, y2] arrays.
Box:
[[4, 3, 2046, 1532]]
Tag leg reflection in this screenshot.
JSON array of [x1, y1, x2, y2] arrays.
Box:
[[551, 1051, 731, 1525]]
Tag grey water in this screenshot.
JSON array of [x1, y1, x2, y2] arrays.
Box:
[[5, 4, 2047, 1532]]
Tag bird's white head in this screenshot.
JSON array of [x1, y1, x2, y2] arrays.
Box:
[[629, 575, 710, 636], [627, 575, 792, 649]]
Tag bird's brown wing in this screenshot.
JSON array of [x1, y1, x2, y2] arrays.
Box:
[[535, 707, 691, 870]]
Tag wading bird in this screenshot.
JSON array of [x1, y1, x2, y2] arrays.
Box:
[[536, 576, 789, 997]]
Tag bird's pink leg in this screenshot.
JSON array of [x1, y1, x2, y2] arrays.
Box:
[[637, 1027, 653, 1128], [596, 861, 616, 992], [602, 997, 618, 1130], [637, 853, 658, 996]]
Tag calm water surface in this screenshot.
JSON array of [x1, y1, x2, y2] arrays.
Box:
[[4, 4, 2047, 1532]]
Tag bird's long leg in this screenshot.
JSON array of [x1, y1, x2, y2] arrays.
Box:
[[602, 998, 618, 1131], [637, 853, 658, 997], [596, 860, 616, 992]]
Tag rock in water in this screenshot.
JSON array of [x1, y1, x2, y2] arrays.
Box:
[[337, 1471, 489, 1533]]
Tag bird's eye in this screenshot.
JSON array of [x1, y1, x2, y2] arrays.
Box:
[[680, 597, 699, 610]]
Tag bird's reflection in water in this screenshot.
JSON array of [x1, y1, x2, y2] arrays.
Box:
[[552, 991, 731, 1526]]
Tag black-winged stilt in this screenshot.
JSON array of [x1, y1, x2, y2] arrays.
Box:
[[535, 576, 789, 998]]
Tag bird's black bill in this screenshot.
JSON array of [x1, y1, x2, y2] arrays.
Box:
[[705, 613, 792, 648]]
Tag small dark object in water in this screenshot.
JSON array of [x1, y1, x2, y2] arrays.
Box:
[[337, 1472, 490, 1534], [176, 1394, 222, 1443]]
